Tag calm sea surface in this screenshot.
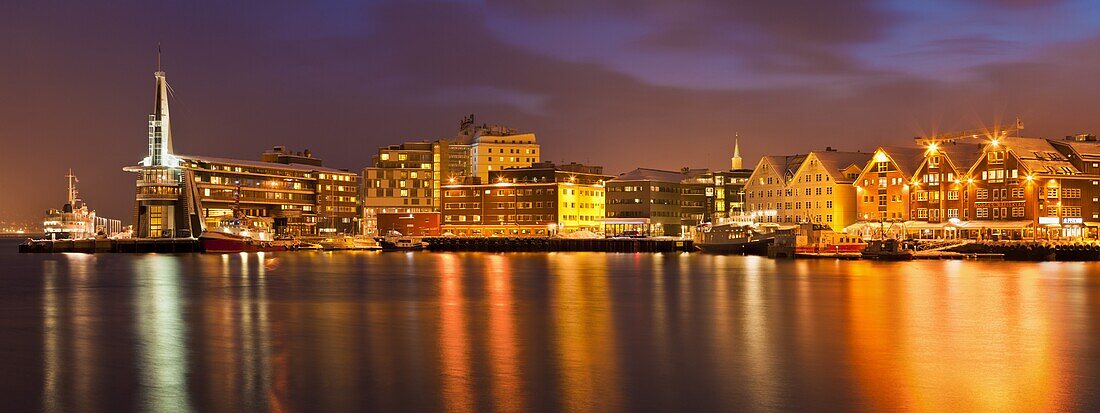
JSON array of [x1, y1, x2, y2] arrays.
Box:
[[0, 239, 1097, 412]]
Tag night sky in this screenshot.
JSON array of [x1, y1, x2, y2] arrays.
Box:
[[5, 0, 1100, 222]]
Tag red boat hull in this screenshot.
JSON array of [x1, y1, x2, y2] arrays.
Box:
[[200, 232, 289, 253]]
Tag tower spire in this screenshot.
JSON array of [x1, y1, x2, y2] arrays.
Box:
[[147, 45, 176, 167], [731, 133, 743, 170]]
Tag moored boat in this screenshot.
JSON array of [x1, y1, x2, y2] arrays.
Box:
[[377, 230, 427, 251], [860, 239, 914, 260]]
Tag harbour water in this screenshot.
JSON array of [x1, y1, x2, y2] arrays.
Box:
[[1, 239, 1097, 412]]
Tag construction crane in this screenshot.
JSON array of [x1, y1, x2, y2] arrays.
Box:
[[913, 118, 1025, 146]]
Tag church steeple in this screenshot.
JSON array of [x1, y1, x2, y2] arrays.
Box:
[[147, 45, 176, 167], [731, 134, 743, 170]]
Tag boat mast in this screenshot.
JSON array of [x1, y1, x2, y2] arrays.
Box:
[[66, 169, 78, 206]]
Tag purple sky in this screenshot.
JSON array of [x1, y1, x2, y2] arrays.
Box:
[[5, 0, 1100, 222]]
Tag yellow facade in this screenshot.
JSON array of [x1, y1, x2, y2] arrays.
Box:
[[786, 152, 867, 232], [555, 183, 605, 233], [470, 133, 540, 180]]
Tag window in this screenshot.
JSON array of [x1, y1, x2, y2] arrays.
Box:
[[987, 151, 1004, 164], [976, 189, 988, 200], [976, 208, 988, 218], [1063, 188, 1081, 198], [1047, 187, 1059, 198], [947, 191, 958, 200]]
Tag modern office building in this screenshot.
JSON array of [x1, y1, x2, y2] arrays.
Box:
[[125, 60, 359, 238], [440, 162, 609, 236], [361, 141, 436, 236], [605, 168, 691, 237]]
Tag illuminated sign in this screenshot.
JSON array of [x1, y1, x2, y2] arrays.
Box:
[[1063, 217, 1083, 224], [1038, 217, 1059, 225]]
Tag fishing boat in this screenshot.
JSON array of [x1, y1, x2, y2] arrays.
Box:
[[199, 181, 298, 252], [377, 230, 427, 251], [199, 215, 298, 252], [860, 238, 914, 260]]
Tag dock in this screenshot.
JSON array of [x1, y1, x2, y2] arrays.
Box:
[[423, 237, 694, 253], [18, 238, 201, 253]]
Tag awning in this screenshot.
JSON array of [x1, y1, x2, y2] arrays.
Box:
[[902, 221, 955, 230], [956, 220, 1034, 230]]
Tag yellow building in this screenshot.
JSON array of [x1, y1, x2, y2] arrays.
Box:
[[785, 149, 871, 232], [745, 154, 807, 224], [469, 132, 540, 180], [441, 162, 608, 236]]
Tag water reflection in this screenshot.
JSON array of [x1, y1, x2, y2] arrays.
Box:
[[132, 255, 194, 413], [9, 245, 1098, 412]]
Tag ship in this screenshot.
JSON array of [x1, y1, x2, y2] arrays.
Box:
[[377, 229, 427, 251], [860, 238, 914, 260], [694, 222, 778, 255], [42, 170, 99, 240], [767, 223, 867, 259], [198, 181, 298, 252]]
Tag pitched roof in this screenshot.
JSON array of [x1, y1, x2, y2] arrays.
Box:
[[760, 154, 807, 182], [811, 151, 873, 182], [996, 137, 1080, 175], [878, 146, 926, 177], [1049, 139, 1100, 159], [934, 142, 985, 172]]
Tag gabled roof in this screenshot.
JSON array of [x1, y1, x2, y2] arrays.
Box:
[[934, 142, 985, 173], [1049, 139, 1100, 160], [810, 151, 873, 182], [758, 154, 807, 183], [994, 137, 1080, 175], [878, 146, 925, 177], [612, 168, 686, 183]]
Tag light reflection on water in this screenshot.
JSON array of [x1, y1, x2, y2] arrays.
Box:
[[3, 246, 1097, 412]]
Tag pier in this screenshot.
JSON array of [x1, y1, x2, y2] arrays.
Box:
[[18, 238, 201, 253], [424, 237, 694, 253]]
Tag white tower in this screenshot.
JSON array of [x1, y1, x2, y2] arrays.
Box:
[[145, 46, 177, 167], [731, 135, 743, 170]]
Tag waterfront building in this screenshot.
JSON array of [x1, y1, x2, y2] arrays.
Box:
[[960, 135, 1088, 239], [175, 151, 359, 236], [745, 154, 807, 225], [468, 130, 540, 181], [440, 162, 609, 236], [125, 60, 359, 238], [711, 139, 754, 221], [605, 168, 690, 236], [785, 149, 871, 232], [903, 142, 984, 238], [852, 146, 925, 224], [361, 141, 437, 236]]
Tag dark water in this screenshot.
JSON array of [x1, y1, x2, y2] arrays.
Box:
[[1, 239, 1098, 412]]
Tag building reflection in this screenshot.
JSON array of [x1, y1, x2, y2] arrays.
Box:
[[485, 255, 524, 412], [437, 253, 473, 412], [132, 255, 194, 413], [846, 262, 1070, 412], [551, 253, 621, 412]]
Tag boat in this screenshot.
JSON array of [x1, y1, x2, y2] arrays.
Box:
[[768, 223, 867, 258], [318, 235, 382, 251], [860, 238, 914, 260], [694, 222, 777, 254], [377, 230, 427, 251], [42, 170, 100, 240], [199, 182, 298, 252]]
